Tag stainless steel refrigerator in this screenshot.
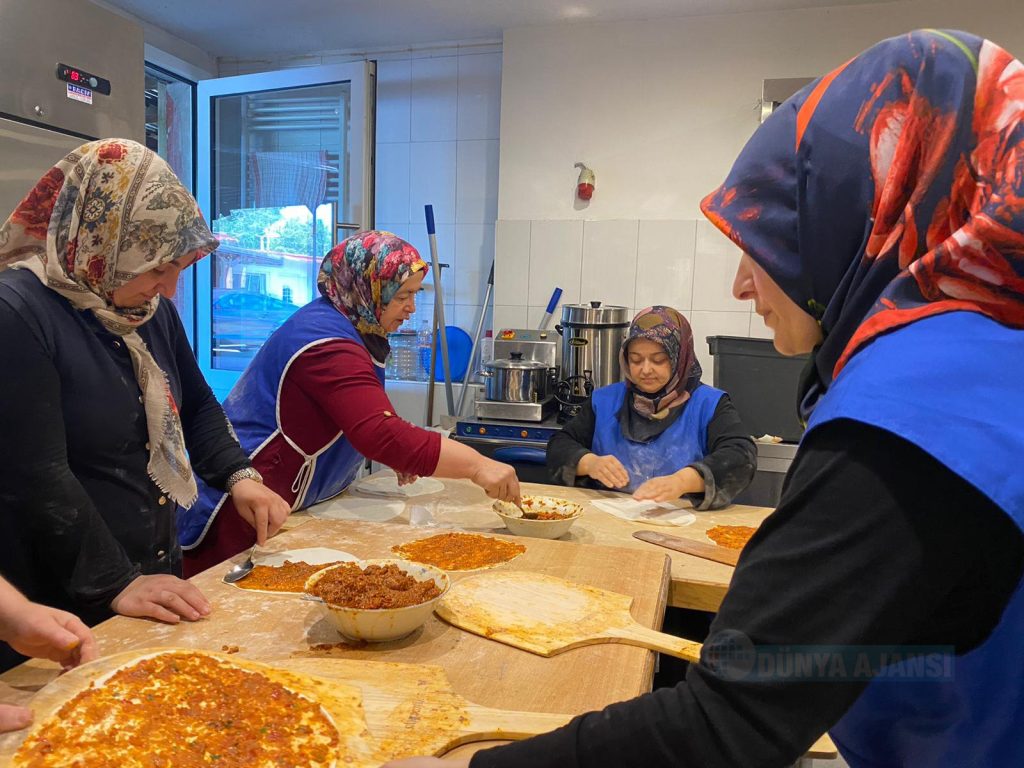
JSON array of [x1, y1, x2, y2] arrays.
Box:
[[0, 0, 144, 218]]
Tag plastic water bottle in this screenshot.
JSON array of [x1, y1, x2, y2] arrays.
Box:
[[416, 320, 433, 382]]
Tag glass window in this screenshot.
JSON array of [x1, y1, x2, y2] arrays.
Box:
[[207, 82, 350, 372]]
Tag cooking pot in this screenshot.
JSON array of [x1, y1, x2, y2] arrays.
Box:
[[480, 353, 555, 403]]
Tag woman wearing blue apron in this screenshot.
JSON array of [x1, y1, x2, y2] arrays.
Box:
[[385, 29, 1024, 768], [180, 232, 521, 576], [547, 306, 756, 510]]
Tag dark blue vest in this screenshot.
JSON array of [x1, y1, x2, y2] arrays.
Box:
[[591, 381, 724, 493], [806, 311, 1024, 767], [178, 298, 382, 549]]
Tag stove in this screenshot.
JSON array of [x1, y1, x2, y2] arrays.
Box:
[[454, 411, 564, 451], [474, 395, 557, 423]]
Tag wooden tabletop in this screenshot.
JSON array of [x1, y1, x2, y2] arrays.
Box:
[[315, 476, 773, 612], [0, 517, 671, 760]]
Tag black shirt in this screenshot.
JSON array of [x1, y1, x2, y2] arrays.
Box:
[[0, 269, 249, 627], [547, 393, 757, 509], [474, 419, 1024, 768]]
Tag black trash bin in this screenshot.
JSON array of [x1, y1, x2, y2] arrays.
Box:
[[707, 336, 808, 442]]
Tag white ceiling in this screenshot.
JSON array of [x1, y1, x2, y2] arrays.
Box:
[[100, 0, 895, 60]]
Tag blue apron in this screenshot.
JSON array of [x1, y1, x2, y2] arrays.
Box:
[[178, 298, 383, 549], [591, 381, 724, 493], [806, 311, 1024, 767]]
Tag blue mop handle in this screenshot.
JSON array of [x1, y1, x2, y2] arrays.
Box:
[[539, 287, 563, 329]]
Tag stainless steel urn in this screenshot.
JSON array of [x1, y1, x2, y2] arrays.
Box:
[[555, 301, 630, 391]]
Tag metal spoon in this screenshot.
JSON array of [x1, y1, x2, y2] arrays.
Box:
[[222, 544, 259, 584]]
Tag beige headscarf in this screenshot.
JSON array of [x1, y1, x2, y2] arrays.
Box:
[[0, 139, 219, 506]]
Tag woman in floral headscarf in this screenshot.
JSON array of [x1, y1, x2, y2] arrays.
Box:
[[180, 231, 521, 575], [546, 305, 756, 509], [0, 140, 287, 668], [388, 29, 1024, 768]]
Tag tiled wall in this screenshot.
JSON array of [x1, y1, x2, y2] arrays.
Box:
[[494, 218, 766, 383]]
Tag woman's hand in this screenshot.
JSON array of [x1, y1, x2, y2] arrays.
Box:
[[470, 458, 521, 505], [0, 600, 96, 670], [231, 479, 291, 545], [578, 453, 630, 489], [633, 467, 702, 502], [396, 472, 419, 487], [110, 574, 211, 624]]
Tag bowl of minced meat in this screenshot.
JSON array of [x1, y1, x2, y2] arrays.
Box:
[[303, 559, 450, 642]]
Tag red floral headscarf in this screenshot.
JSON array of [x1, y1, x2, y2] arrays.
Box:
[[317, 230, 427, 364]]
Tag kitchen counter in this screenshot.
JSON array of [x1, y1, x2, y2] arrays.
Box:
[[312, 474, 773, 612], [0, 517, 671, 761]]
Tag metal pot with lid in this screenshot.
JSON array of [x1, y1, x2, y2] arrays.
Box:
[[479, 352, 556, 403], [556, 301, 630, 391]]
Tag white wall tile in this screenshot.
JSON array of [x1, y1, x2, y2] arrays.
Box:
[[454, 223, 495, 305], [406, 223, 456, 310], [635, 220, 696, 312], [494, 220, 530, 306], [409, 141, 457, 225], [528, 220, 583, 306], [376, 59, 411, 143], [458, 52, 502, 141], [494, 304, 528, 331], [580, 220, 638, 309], [692, 220, 748, 312], [410, 56, 458, 142], [688, 310, 752, 385], [374, 222, 410, 241], [748, 311, 774, 339], [374, 142, 410, 224], [456, 140, 500, 224], [453, 304, 491, 336]]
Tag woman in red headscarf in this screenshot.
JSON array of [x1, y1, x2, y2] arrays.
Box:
[[180, 231, 521, 576]]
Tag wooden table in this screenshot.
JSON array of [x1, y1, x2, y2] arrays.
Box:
[[0, 517, 671, 760], [314, 475, 772, 612]]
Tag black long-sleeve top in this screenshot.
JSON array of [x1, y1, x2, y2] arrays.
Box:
[[0, 269, 249, 630], [476, 419, 1024, 768], [546, 392, 757, 509]]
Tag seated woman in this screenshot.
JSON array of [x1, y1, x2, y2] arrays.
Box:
[[547, 306, 755, 509], [0, 140, 288, 662], [180, 231, 521, 576]]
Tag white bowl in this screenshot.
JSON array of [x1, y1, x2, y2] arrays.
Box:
[[492, 496, 583, 540], [303, 558, 449, 643]]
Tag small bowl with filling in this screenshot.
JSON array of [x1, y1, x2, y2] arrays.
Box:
[[303, 558, 449, 642], [492, 495, 584, 539]]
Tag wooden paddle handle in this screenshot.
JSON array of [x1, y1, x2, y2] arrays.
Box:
[[457, 705, 572, 743], [603, 623, 703, 663]]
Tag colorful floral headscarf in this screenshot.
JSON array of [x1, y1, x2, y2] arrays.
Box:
[[620, 305, 702, 419], [0, 139, 219, 506], [700, 30, 1024, 417], [317, 230, 427, 363]]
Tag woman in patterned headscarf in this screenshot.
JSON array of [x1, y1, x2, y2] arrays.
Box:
[[388, 29, 1024, 768], [180, 230, 521, 575], [0, 140, 288, 664], [546, 305, 756, 509]]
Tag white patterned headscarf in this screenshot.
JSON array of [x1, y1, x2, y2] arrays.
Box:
[[0, 139, 219, 507]]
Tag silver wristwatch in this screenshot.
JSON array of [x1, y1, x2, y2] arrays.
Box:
[[226, 467, 263, 491]]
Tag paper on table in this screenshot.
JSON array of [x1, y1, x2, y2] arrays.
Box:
[[351, 473, 445, 498], [591, 497, 697, 527], [309, 495, 404, 523]]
